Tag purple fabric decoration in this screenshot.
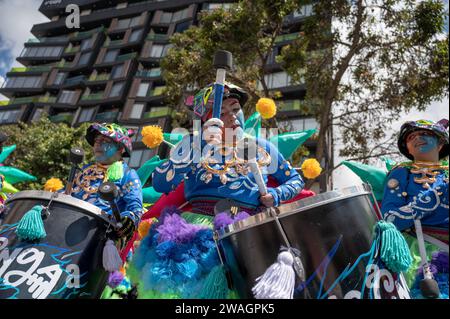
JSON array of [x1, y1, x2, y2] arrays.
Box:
[[431, 251, 449, 273], [233, 211, 250, 222], [155, 205, 182, 227], [108, 271, 124, 288], [157, 213, 205, 244], [213, 212, 234, 230]]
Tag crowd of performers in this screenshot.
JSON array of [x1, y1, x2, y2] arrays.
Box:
[[0, 82, 448, 300]]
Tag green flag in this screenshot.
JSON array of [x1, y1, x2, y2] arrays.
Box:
[[137, 155, 168, 185], [142, 186, 163, 204], [0, 145, 17, 163], [244, 112, 261, 137], [0, 166, 37, 184], [163, 132, 185, 146], [2, 180, 19, 193], [342, 161, 388, 201], [269, 129, 316, 159], [382, 157, 397, 171]]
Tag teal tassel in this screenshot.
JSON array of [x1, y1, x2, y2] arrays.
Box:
[[15, 205, 46, 241], [376, 221, 412, 273], [199, 265, 229, 299]]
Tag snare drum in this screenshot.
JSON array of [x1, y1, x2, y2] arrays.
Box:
[[0, 190, 114, 299], [217, 185, 411, 299]]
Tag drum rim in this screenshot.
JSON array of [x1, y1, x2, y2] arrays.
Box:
[[5, 190, 115, 225], [217, 185, 373, 239]]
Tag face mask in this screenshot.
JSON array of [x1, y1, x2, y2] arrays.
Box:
[[418, 135, 439, 153], [95, 142, 119, 162]]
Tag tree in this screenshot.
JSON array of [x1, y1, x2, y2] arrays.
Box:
[[279, 0, 449, 187], [161, 0, 448, 190], [1, 117, 94, 190]]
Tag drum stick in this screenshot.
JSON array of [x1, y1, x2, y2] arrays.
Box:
[[212, 50, 232, 119]]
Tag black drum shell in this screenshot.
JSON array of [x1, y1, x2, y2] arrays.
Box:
[[218, 189, 410, 299], [0, 192, 111, 299]]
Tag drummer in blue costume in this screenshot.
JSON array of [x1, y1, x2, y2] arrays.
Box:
[[129, 83, 305, 298], [69, 123, 143, 247], [381, 119, 449, 299]]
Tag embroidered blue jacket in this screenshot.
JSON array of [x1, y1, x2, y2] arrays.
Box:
[[69, 161, 143, 225], [152, 135, 304, 209], [381, 166, 449, 231]]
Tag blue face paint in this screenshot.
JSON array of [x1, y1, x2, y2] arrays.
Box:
[[95, 142, 119, 162], [418, 135, 439, 153]]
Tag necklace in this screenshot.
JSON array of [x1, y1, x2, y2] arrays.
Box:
[[72, 163, 109, 200]]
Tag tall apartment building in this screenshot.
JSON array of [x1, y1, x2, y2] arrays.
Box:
[[0, 0, 329, 190]]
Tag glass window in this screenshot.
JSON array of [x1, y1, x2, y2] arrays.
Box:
[[104, 50, 118, 63], [175, 21, 191, 33], [37, 47, 46, 56], [150, 45, 164, 58], [31, 108, 44, 122], [111, 64, 124, 79], [78, 107, 96, 123], [117, 18, 131, 29], [129, 29, 142, 42], [129, 103, 144, 119], [54, 72, 66, 85], [78, 52, 91, 65], [58, 90, 76, 104], [80, 38, 93, 50], [160, 12, 172, 24], [137, 83, 149, 97], [110, 82, 124, 97], [129, 149, 143, 167], [130, 16, 141, 27]]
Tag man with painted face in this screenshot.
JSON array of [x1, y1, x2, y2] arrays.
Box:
[[153, 82, 304, 215], [381, 119, 449, 298], [69, 123, 143, 247]]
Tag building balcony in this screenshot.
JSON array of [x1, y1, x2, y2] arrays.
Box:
[[64, 45, 81, 54], [136, 69, 162, 78], [8, 65, 54, 74], [94, 111, 119, 122], [26, 35, 69, 44], [48, 112, 74, 124], [62, 75, 87, 87], [80, 92, 105, 101], [146, 33, 169, 42], [71, 26, 105, 41], [87, 73, 110, 82], [142, 106, 171, 119], [274, 32, 300, 44], [117, 52, 138, 62]]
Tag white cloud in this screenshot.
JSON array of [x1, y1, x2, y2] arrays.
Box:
[[0, 0, 48, 67]]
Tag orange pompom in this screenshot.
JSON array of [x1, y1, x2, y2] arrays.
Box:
[[301, 158, 322, 179], [256, 98, 277, 119], [141, 125, 164, 148], [44, 178, 64, 192]]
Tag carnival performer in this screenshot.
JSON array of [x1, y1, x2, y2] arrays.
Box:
[[129, 83, 305, 299], [69, 123, 143, 248], [0, 132, 8, 214], [381, 119, 449, 299]]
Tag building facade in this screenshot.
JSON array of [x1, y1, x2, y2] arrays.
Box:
[[0, 0, 330, 190]]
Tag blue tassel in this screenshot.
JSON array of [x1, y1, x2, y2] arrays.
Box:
[[376, 221, 412, 273], [199, 265, 229, 299], [15, 205, 46, 241]]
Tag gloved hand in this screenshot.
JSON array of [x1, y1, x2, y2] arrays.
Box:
[[115, 214, 136, 241]]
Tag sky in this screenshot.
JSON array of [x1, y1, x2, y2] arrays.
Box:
[[0, 0, 448, 189]]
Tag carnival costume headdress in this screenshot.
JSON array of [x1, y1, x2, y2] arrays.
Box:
[[86, 123, 135, 157], [398, 119, 449, 160]]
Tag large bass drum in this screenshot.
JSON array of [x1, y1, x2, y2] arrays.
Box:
[[217, 185, 411, 299], [0, 190, 114, 299]]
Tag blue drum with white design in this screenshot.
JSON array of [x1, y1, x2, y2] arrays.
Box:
[[0, 190, 114, 299]]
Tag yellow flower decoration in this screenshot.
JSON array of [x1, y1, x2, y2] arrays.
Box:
[[301, 158, 322, 179], [142, 125, 164, 149], [138, 219, 153, 239], [256, 98, 277, 119], [44, 178, 64, 192]]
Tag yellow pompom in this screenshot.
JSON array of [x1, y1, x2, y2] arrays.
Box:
[[256, 98, 277, 119], [138, 219, 153, 239], [301, 158, 322, 179], [141, 125, 163, 149], [44, 178, 64, 192]]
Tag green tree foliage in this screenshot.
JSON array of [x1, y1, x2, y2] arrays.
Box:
[[161, 0, 448, 189], [1, 117, 94, 190]]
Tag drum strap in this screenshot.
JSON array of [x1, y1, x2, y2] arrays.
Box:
[[422, 233, 449, 253]]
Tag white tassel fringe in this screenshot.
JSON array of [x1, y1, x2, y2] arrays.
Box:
[[102, 239, 123, 272]]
